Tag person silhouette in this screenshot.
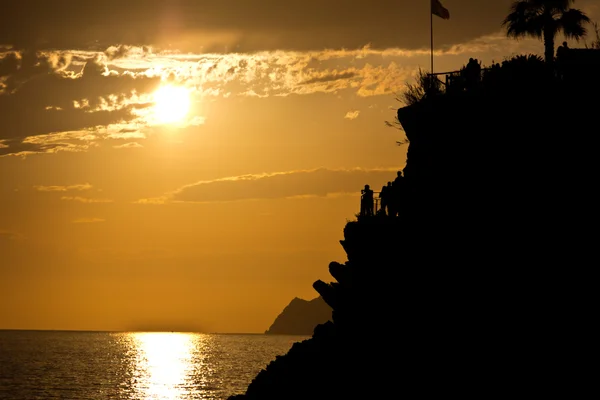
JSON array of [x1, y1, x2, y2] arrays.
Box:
[[464, 58, 481, 90], [389, 171, 405, 217], [556, 41, 568, 59], [556, 41, 568, 78], [360, 184, 374, 217], [379, 182, 392, 216]]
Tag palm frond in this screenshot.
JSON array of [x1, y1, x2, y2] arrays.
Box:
[[545, 0, 576, 12], [559, 9, 591, 40], [503, 1, 544, 38]]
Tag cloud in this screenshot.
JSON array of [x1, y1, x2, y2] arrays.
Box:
[[1, 129, 102, 158], [344, 111, 360, 120], [90, 36, 532, 101], [135, 50, 419, 99], [34, 183, 93, 192], [136, 167, 401, 204], [61, 196, 113, 203], [72, 218, 105, 224], [0, 47, 409, 156], [113, 142, 143, 149], [134, 196, 170, 205], [0, 53, 160, 153]]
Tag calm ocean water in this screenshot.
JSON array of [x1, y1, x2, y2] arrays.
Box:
[[0, 330, 309, 400]]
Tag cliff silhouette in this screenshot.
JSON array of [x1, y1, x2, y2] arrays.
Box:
[[228, 49, 599, 399], [264, 296, 331, 335]]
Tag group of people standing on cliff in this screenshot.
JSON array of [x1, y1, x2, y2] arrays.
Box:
[[360, 170, 405, 217]]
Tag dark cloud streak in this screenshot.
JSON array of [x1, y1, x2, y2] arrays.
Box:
[[301, 71, 357, 85]]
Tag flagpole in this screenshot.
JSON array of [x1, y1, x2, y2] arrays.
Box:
[[430, 0, 434, 74]]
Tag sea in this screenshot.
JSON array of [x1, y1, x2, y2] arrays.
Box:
[[0, 330, 310, 400]]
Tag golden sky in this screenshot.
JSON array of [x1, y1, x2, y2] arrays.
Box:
[[1, 0, 598, 333]]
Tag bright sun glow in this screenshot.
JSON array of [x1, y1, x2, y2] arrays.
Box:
[[153, 85, 191, 125]]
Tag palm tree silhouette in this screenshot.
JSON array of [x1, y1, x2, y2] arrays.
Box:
[[502, 0, 590, 66]]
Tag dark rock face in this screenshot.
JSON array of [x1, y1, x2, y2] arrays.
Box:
[[397, 67, 597, 264], [228, 62, 598, 399], [264, 296, 332, 335]]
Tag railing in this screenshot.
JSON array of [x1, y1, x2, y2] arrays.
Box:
[[428, 68, 492, 93], [360, 191, 382, 216]]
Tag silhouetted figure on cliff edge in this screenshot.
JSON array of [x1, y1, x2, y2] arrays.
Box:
[[360, 184, 374, 217], [557, 41, 568, 57], [387, 171, 405, 217], [464, 57, 481, 90], [556, 41, 568, 79], [379, 182, 392, 216]]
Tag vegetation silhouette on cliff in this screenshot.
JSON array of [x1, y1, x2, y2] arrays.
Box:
[[502, 0, 590, 66]]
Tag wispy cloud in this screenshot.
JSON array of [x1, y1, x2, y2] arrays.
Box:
[[72, 218, 105, 224], [61, 196, 113, 203], [34, 183, 92, 192], [113, 142, 143, 149], [134, 196, 170, 205], [135, 167, 400, 204], [344, 110, 360, 120]]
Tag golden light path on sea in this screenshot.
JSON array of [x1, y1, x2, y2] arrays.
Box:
[[117, 331, 302, 399], [130, 332, 197, 399]]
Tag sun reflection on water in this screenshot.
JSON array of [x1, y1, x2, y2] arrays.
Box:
[[130, 332, 197, 399], [116, 332, 300, 399]]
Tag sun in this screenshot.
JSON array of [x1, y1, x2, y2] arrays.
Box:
[[152, 85, 191, 125]]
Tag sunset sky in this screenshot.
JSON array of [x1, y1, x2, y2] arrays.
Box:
[[2, 0, 598, 333]]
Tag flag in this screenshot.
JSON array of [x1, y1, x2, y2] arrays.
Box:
[[432, 0, 450, 20]]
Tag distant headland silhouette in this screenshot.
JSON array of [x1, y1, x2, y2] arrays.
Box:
[[264, 296, 331, 336], [228, 2, 600, 398]]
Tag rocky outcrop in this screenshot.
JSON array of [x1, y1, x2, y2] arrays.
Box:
[[264, 296, 331, 335], [228, 56, 598, 399]]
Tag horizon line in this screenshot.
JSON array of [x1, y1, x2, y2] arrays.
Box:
[[0, 328, 309, 336]]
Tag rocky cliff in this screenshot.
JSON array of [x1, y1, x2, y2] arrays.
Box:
[[264, 296, 331, 335], [228, 56, 598, 399]]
